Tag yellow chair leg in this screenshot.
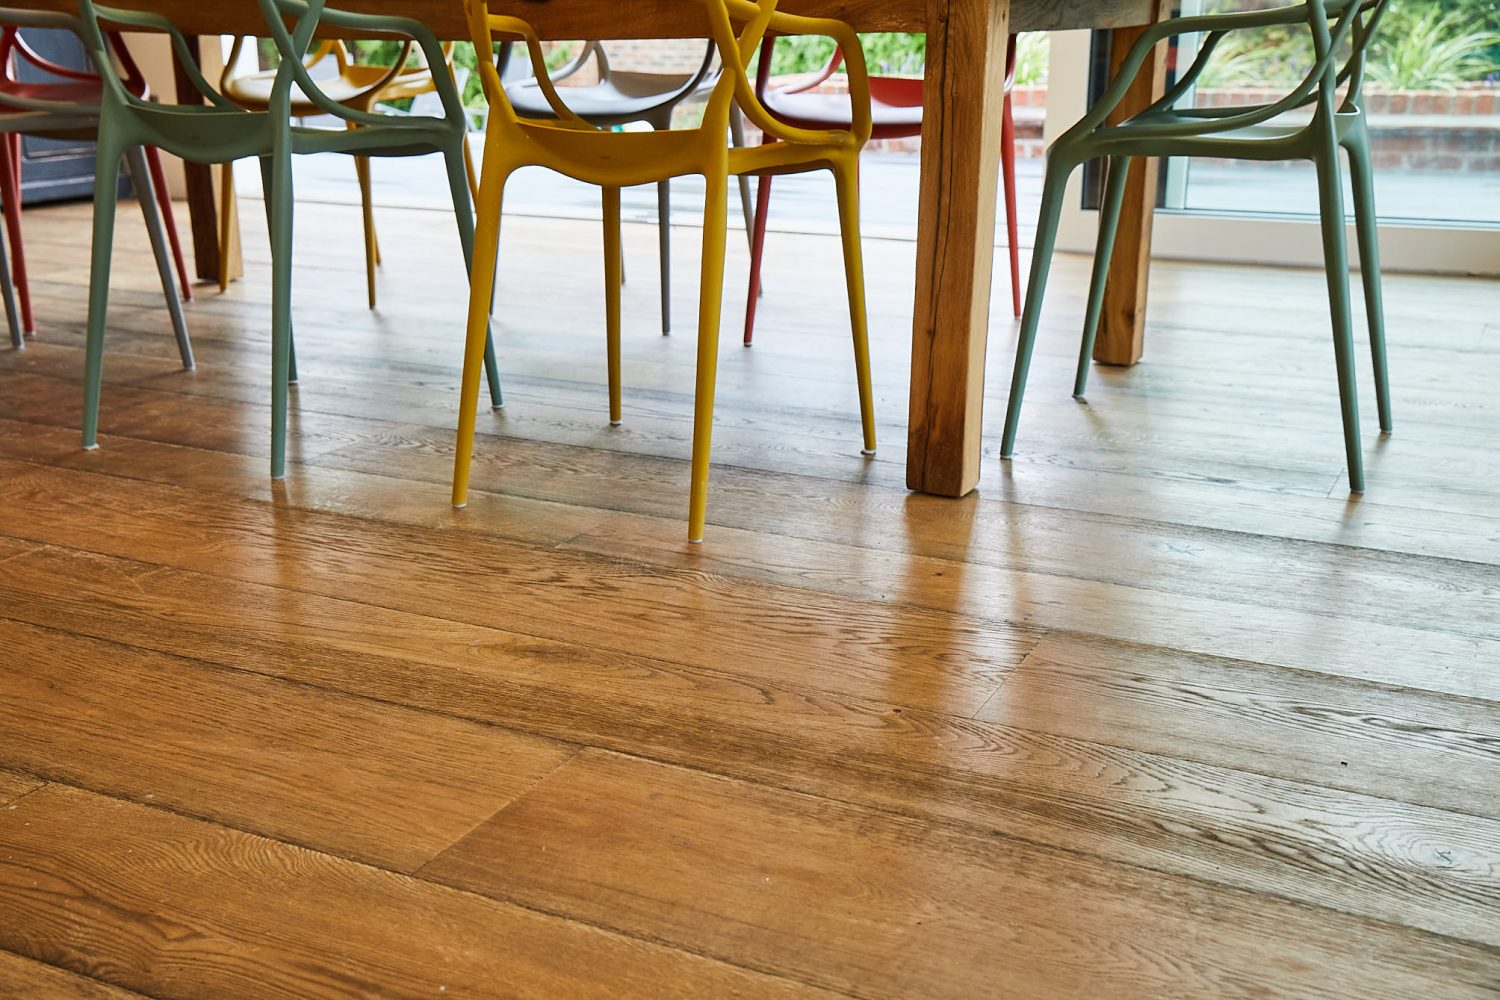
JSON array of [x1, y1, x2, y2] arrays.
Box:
[[603, 186, 623, 426], [354, 154, 379, 309], [452, 138, 510, 509], [833, 160, 877, 455], [687, 171, 729, 544], [217, 160, 234, 293]]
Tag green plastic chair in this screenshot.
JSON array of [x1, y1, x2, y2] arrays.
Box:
[[1002, 0, 1392, 494], [74, 0, 502, 478], [0, 7, 188, 359]]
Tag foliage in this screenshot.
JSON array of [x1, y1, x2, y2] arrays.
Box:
[[1367, 6, 1500, 90], [1194, 0, 1500, 91], [764, 30, 1047, 84]]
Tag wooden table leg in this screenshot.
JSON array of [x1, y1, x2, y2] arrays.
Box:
[[171, 35, 241, 285], [907, 0, 1012, 498], [1093, 0, 1170, 366]]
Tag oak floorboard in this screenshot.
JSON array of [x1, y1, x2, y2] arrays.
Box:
[[0, 785, 832, 1000], [0, 950, 149, 1000], [1, 542, 1497, 948], [981, 633, 1500, 822], [422, 750, 1500, 1000], [0, 617, 574, 872], [2, 198, 1497, 999], [0, 459, 1032, 717]]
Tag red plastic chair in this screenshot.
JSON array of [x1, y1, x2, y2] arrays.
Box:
[[743, 34, 1022, 345], [0, 25, 191, 336]]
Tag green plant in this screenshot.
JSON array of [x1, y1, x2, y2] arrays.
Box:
[[1368, 5, 1500, 90]]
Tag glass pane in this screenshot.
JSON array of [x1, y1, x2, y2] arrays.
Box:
[[1165, 0, 1500, 227]]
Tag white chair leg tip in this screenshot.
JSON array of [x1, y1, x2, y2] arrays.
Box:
[[860, 448, 876, 457], [453, 502, 468, 510], [82, 443, 99, 452], [609, 420, 622, 427]]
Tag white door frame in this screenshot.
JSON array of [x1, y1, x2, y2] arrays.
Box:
[[1044, 30, 1500, 277]]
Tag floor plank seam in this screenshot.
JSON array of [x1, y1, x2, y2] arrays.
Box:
[[411, 748, 586, 874], [2, 778, 867, 1000], [0, 945, 161, 1000], [0, 779, 49, 811]]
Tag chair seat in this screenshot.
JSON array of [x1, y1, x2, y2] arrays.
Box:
[[763, 84, 923, 139], [505, 70, 701, 125], [225, 69, 384, 115]]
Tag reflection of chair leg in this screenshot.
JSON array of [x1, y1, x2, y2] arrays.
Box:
[[126, 146, 193, 371], [144, 144, 193, 302], [743, 172, 772, 346], [657, 179, 672, 334], [833, 162, 876, 456], [0, 209, 20, 349], [687, 169, 729, 544], [218, 160, 235, 292], [1000, 92, 1022, 319], [268, 145, 297, 481], [1075, 155, 1132, 398], [453, 138, 512, 508], [1315, 139, 1365, 494], [1001, 153, 1079, 459], [82, 134, 125, 451], [442, 144, 502, 408], [1345, 127, 1392, 435], [355, 154, 379, 309], [604, 187, 624, 424], [1, 133, 33, 334]]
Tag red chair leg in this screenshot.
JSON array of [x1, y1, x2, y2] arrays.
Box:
[[1001, 91, 1022, 319], [144, 145, 193, 302], [743, 171, 773, 347], [1, 133, 33, 334]]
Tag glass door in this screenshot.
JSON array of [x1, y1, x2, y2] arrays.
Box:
[[1045, 2, 1500, 275]]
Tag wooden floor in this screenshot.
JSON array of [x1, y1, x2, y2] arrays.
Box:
[[1, 196, 1498, 999]]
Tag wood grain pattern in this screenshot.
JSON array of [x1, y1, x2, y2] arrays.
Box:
[[905, 0, 1011, 498], [423, 750, 1500, 1000], [1094, 0, 1171, 365], [0, 199, 1496, 998], [2, 538, 1498, 950], [0, 459, 1036, 717], [10, 0, 1158, 38], [0, 785, 832, 999], [983, 634, 1500, 822], [0, 951, 148, 1000], [0, 617, 573, 871]]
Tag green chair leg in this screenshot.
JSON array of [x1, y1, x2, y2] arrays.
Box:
[[1314, 139, 1365, 494], [82, 136, 125, 451], [1344, 128, 1392, 434], [441, 143, 503, 408], [1001, 154, 1078, 459], [1075, 155, 1133, 398], [258, 155, 299, 386], [267, 147, 295, 481]]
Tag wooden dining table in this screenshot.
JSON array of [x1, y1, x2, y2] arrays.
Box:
[[26, 0, 1167, 498]]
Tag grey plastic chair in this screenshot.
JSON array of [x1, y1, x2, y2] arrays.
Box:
[[503, 40, 755, 333]]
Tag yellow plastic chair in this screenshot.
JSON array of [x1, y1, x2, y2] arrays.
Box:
[[454, 0, 876, 543], [220, 37, 479, 306]]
